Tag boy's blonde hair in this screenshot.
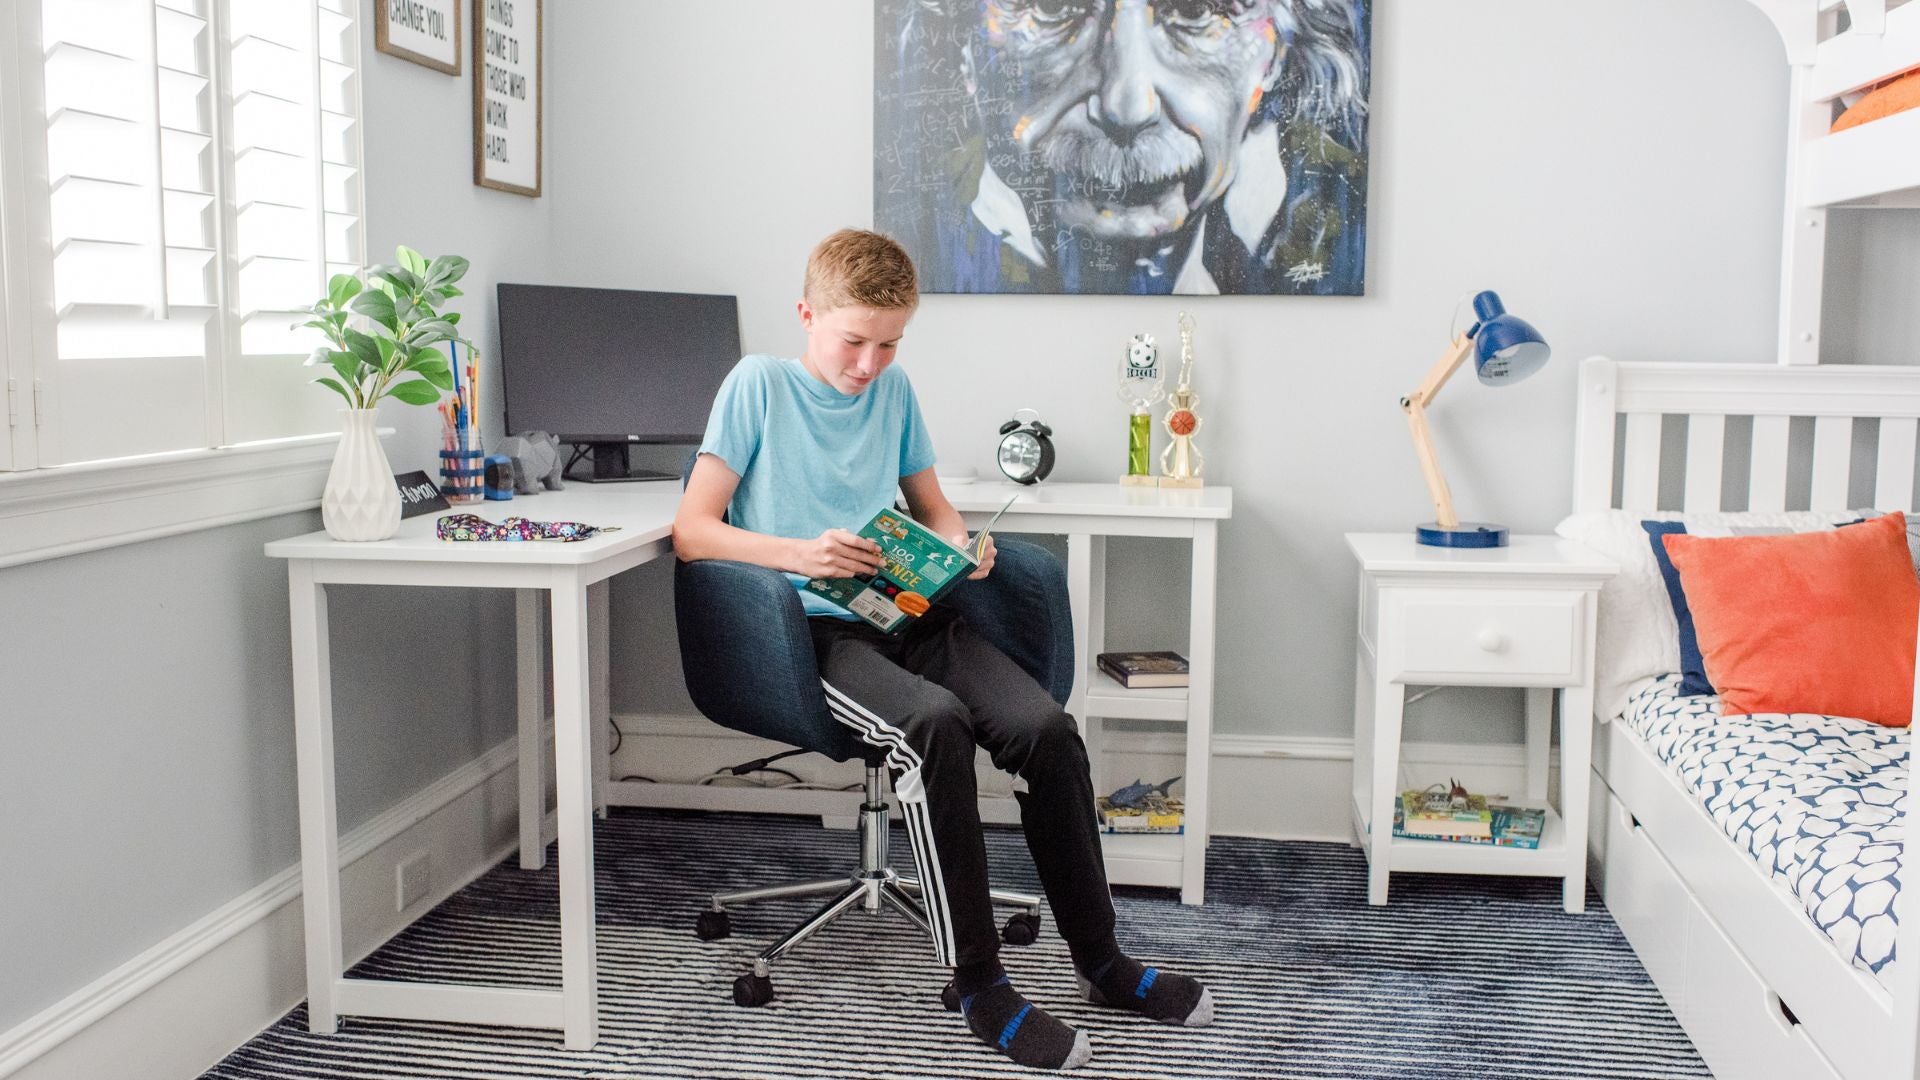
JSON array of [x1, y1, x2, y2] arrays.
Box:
[[803, 229, 919, 313]]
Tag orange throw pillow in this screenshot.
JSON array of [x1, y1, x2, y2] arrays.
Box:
[[1831, 69, 1920, 134], [1662, 511, 1919, 727]]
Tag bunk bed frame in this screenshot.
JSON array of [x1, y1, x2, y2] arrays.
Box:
[[1575, 4, 1920, 1078]]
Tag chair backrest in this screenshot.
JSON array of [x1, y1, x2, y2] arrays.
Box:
[[672, 452, 1074, 760]]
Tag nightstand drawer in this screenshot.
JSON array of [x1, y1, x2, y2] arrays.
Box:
[[1380, 588, 1583, 684]]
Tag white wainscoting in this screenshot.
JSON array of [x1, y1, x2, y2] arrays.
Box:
[[1, 737, 526, 1080]]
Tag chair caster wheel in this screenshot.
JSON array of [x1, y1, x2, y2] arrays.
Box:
[[695, 910, 731, 941], [733, 971, 775, 1007], [940, 981, 960, 1012], [1001, 911, 1042, 946]]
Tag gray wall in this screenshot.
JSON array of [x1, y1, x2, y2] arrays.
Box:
[[550, 0, 1911, 743], [0, 18, 550, 1033]]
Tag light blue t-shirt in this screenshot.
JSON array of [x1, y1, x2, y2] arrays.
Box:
[[698, 354, 937, 618]]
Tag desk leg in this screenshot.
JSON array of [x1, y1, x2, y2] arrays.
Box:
[[1081, 535, 1106, 794], [589, 579, 611, 819], [1524, 687, 1552, 805], [288, 563, 344, 1033], [549, 575, 601, 1049], [516, 589, 547, 870], [1559, 683, 1595, 914], [1181, 521, 1217, 906], [1066, 533, 1093, 731], [1367, 676, 1405, 906]]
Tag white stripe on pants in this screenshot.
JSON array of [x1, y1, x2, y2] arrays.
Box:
[[822, 679, 960, 966]]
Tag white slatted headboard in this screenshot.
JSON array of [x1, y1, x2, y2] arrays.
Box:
[[1573, 357, 1920, 515]]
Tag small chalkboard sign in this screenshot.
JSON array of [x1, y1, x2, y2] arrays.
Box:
[[396, 471, 450, 518]]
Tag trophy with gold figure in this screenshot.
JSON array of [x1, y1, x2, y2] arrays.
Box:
[[1159, 312, 1204, 488], [1116, 332, 1165, 487]]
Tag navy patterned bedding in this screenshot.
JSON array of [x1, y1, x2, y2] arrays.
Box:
[[1622, 675, 1906, 979]]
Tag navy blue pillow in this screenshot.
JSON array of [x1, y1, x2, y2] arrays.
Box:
[[1641, 521, 1715, 697]]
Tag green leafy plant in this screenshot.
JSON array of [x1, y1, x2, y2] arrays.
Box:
[[303, 245, 471, 408]]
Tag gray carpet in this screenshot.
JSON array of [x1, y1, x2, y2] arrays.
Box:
[[202, 808, 1707, 1079]]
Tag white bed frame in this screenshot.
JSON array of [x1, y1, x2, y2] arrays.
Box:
[[1575, 357, 1920, 1080], [1573, 6, 1920, 1075]]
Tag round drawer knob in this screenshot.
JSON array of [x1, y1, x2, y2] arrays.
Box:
[[1477, 628, 1508, 653]]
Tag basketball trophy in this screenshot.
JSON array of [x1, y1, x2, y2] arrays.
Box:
[[1117, 332, 1165, 487], [1159, 312, 1204, 488]]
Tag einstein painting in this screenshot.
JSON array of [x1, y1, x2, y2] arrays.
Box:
[[874, 0, 1371, 295]]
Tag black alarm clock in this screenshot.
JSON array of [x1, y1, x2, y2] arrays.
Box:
[[996, 409, 1055, 485]]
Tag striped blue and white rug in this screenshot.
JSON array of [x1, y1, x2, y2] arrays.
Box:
[[203, 809, 1705, 1079]]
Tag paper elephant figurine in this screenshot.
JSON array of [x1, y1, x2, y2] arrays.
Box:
[[496, 431, 565, 494]]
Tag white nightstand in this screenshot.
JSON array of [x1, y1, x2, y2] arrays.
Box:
[[1345, 533, 1616, 912]]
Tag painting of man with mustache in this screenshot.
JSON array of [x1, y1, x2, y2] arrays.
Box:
[[875, 0, 1371, 296]]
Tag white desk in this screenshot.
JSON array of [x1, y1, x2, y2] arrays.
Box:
[[952, 481, 1233, 905], [265, 485, 681, 1049]]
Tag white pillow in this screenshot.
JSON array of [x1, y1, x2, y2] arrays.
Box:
[[1554, 508, 1868, 721]]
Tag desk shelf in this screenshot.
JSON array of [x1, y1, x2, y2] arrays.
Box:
[[957, 482, 1230, 906], [1085, 665, 1188, 722], [1098, 829, 1186, 890]]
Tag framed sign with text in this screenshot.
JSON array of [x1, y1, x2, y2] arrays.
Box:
[[472, 0, 541, 197], [376, 0, 460, 75]]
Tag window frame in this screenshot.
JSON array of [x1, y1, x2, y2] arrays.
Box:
[[0, 0, 371, 567]]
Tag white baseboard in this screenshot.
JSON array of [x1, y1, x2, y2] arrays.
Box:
[[608, 713, 1553, 844], [1, 738, 526, 1080]]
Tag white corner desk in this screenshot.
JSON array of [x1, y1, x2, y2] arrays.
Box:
[[951, 482, 1233, 905], [265, 485, 682, 1049]]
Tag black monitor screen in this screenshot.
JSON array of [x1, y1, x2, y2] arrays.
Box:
[[497, 284, 741, 444]]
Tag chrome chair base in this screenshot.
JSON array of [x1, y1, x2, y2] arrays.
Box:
[[700, 762, 1042, 1001]]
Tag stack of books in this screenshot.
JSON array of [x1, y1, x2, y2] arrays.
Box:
[[1096, 650, 1189, 688], [1390, 787, 1546, 849], [1096, 794, 1185, 834]]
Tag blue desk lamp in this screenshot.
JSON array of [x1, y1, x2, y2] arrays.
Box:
[[1399, 290, 1550, 548]]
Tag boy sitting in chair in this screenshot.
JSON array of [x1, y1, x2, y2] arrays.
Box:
[[672, 229, 1213, 1071]]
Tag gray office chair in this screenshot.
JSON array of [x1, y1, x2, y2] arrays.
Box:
[[673, 526, 1073, 1006]]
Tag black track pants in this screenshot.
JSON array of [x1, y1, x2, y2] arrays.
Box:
[[810, 607, 1116, 968]]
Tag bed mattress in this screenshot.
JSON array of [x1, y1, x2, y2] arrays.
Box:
[[1622, 675, 1907, 979]]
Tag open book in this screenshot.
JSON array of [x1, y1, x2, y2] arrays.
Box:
[[804, 493, 1020, 633]]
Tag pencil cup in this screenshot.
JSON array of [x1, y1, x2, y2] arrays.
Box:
[[439, 449, 484, 504]]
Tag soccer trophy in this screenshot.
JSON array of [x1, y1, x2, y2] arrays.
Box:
[[1159, 312, 1204, 488], [1117, 332, 1165, 487]]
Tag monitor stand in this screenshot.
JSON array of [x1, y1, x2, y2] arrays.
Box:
[[576, 442, 674, 483]]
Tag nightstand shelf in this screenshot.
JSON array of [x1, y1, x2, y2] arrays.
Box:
[[1348, 793, 1570, 876], [1345, 533, 1616, 912]]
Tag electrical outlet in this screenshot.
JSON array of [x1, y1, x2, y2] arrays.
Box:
[[396, 851, 432, 912]]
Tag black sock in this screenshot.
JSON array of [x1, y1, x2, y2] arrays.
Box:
[[1074, 948, 1214, 1026], [953, 961, 1091, 1071]]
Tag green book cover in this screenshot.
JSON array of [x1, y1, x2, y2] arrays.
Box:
[[804, 496, 1016, 634]]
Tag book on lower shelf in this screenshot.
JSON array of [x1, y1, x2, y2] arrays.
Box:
[[1391, 802, 1546, 849], [1096, 650, 1189, 688], [1398, 788, 1492, 838], [1096, 794, 1184, 834]]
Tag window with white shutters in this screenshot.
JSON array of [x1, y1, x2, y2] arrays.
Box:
[[7, 0, 364, 469]]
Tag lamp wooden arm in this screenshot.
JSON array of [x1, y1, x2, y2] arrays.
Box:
[[1400, 333, 1475, 530]]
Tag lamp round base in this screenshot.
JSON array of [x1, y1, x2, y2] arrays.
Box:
[[1416, 522, 1509, 548]]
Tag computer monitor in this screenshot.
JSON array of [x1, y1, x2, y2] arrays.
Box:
[[497, 284, 742, 481]]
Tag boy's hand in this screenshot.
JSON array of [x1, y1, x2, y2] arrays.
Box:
[[795, 529, 884, 579], [956, 533, 995, 579]]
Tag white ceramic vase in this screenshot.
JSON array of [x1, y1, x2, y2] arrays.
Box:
[[321, 408, 401, 541]]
